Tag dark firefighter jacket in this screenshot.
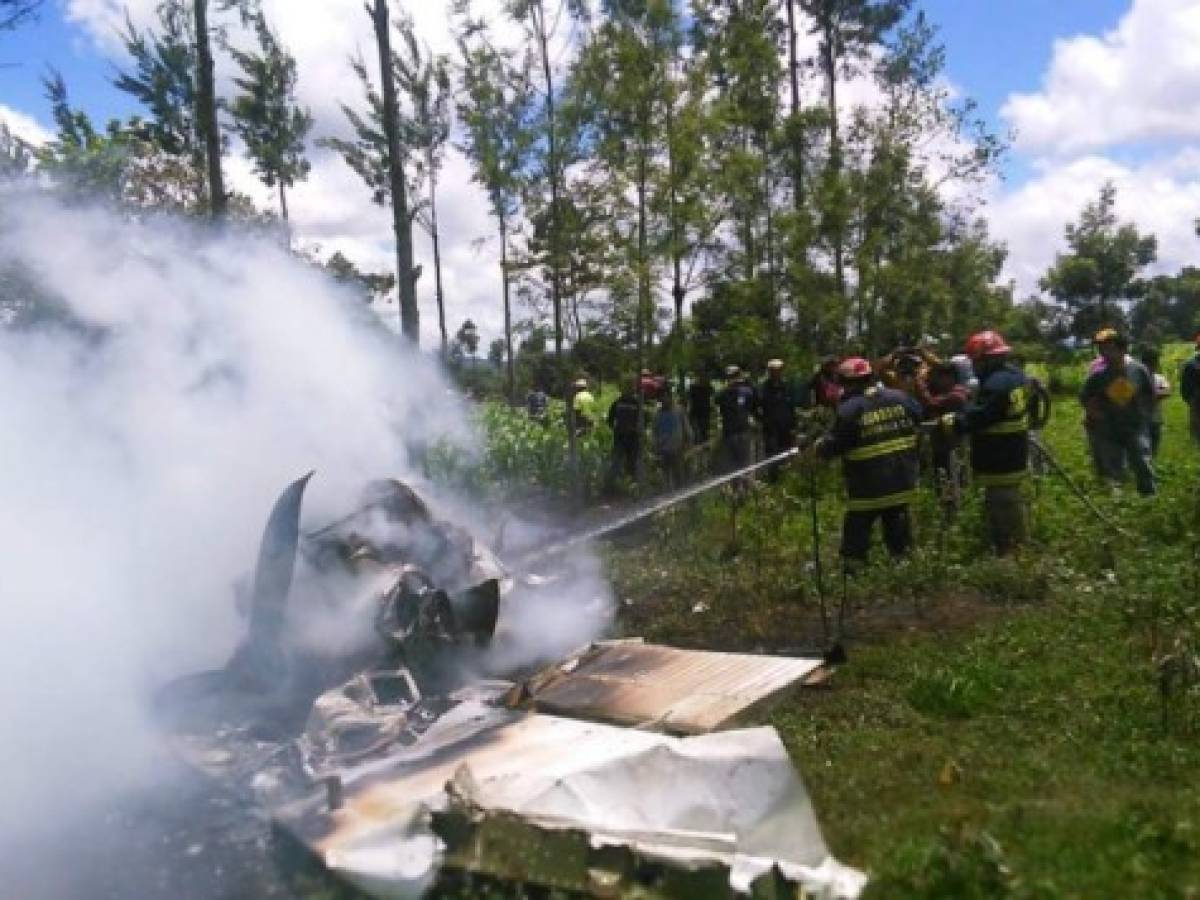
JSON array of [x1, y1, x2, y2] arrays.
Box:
[[607, 394, 642, 442], [953, 363, 1030, 486], [1180, 353, 1200, 408], [717, 381, 759, 437], [760, 377, 798, 433], [819, 386, 922, 512]]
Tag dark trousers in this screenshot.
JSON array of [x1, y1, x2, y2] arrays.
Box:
[[691, 414, 711, 445], [609, 435, 640, 484], [841, 505, 913, 566], [762, 427, 795, 481], [1094, 428, 1156, 496]]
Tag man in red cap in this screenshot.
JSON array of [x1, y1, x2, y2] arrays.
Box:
[[1182, 333, 1200, 445], [943, 330, 1031, 553], [815, 356, 923, 568]]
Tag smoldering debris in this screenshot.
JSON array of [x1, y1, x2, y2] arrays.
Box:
[[158, 473, 863, 899]]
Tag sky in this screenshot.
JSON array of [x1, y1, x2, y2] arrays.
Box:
[[2, 0, 1200, 343]]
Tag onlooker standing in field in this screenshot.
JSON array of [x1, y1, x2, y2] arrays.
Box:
[[571, 377, 596, 434], [526, 385, 548, 422], [687, 373, 715, 444], [1181, 334, 1200, 445], [944, 330, 1032, 554], [815, 357, 923, 569], [809, 356, 844, 410], [653, 389, 692, 491], [1139, 347, 1170, 457], [606, 379, 642, 489], [717, 365, 759, 472], [760, 359, 798, 478], [1080, 329, 1156, 496]]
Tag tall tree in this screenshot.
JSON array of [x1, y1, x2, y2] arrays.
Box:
[[114, 3, 206, 206], [800, 0, 910, 300], [325, 2, 421, 342], [1040, 183, 1158, 338], [373, 0, 420, 342], [395, 19, 453, 356], [455, 6, 535, 401], [192, 0, 226, 218], [505, 0, 586, 367], [227, 10, 313, 223]]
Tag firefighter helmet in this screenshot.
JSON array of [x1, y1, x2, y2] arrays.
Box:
[[964, 330, 1011, 361], [836, 357, 873, 380]]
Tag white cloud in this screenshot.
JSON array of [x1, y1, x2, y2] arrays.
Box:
[[989, 150, 1200, 296], [1002, 0, 1200, 155], [0, 102, 53, 146]]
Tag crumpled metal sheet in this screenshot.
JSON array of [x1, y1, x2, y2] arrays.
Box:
[[276, 695, 864, 899], [509, 639, 827, 734]]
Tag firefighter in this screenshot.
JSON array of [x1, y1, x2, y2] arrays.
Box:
[[760, 359, 798, 479], [943, 330, 1031, 554], [1181, 333, 1200, 445], [815, 357, 922, 568], [717, 365, 759, 472]]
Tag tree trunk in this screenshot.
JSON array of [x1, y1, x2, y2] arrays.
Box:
[[785, 0, 804, 211], [372, 0, 419, 343], [762, 133, 777, 325], [500, 210, 515, 403], [193, 0, 225, 219], [666, 76, 686, 395], [635, 142, 650, 489], [278, 180, 289, 222], [529, 0, 576, 495], [429, 157, 448, 358], [822, 17, 845, 300]]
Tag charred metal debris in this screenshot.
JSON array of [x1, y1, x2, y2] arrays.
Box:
[[157, 473, 864, 899]]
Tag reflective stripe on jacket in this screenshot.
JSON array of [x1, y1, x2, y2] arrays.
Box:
[[956, 364, 1030, 484], [820, 386, 922, 511]]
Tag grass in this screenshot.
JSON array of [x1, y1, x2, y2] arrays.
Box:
[[602, 349, 1200, 897]]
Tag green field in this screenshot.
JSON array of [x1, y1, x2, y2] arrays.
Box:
[[604, 350, 1200, 898]]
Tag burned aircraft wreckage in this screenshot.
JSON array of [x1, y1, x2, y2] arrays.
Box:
[[158, 473, 865, 898]]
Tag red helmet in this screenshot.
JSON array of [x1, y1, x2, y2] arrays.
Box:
[[836, 357, 873, 380], [964, 330, 1011, 361]]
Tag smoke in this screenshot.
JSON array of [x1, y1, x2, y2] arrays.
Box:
[[0, 187, 610, 859]]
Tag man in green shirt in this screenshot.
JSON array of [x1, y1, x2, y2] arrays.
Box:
[[1080, 329, 1156, 496]]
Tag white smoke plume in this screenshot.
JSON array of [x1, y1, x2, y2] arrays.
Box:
[[0, 187, 610, 858]]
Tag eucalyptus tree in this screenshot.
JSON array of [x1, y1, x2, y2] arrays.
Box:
[[324, 1, 420, 342], [504, 0, 588, 368], [227, 9, 312, 223], [394, 19, 453, 356], [113, 2, 207, 207], [799, 0, 911, 299], [455, 6, 535, 399]]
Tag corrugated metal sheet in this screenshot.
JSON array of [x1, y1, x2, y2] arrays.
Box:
[[274, 702, 864, 899], [511, 640, 825, 734]]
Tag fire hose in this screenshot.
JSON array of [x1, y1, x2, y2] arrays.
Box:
[[1029, 434, 1131, 538]]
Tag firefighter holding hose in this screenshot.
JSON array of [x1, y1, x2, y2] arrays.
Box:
[[942, 330, 1031, 554], [813, 357, 923, 570]]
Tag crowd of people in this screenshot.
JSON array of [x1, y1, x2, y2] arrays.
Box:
[[524, 330, 1200, 571]]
